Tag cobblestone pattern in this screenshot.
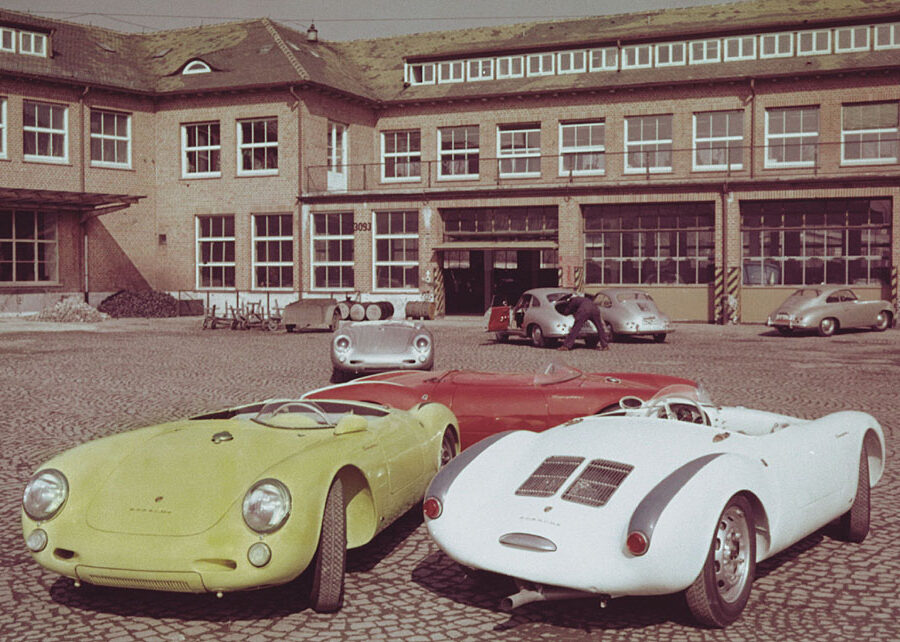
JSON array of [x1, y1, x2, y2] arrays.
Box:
[[1, 319, 898, 641]]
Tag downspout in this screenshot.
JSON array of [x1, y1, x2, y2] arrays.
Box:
[[80, 86, 90, 302], [289, 86, 303, 295], [748, 78, 756, 180]]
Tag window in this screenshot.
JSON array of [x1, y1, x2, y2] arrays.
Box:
[[689, 39, 720, 64], [90, 109, 130, 168], [760, 32, 794, 58], [373, 211, 419, 290], [797, 30, 831, 55], [182, 122, 220, 177], [842, 102, 898, 165], [439, 125, 479, 179], [724, 35, 756, 61], [0, 97, 6, 159], [497, 56, 524, 78], [252, 214, 293, 289], [655, 42, 685, 66], [765, 107, 819, 168], [438, 60, 464, 83], [835, 26, 869, 52], [0, 28, 14, 52], [311, 212, 354, 290], [526, 53, 554, 76], [468, 58, 493, 81], [23, 101, 67, 163], [382, 130, 421, 181], [196, 215, 235, 288], [237, 117, 278, 175], [625, 114, 673, 173], [19, 31, 47, 56], [183, 60, 211, 74], [407, 63, 435, 84], [694, 111, 743, 171], [584, 203, 714, 285], [557, 50, 586, 74], [874, 22, 900, 49], [589, 47, 617, 71], [498, 125, 541, 177], [741, 199, 891, 286], [327, 121, 347, 191], [0, 210, 57, 283], [622, 44, 652, 69], [559, 122, 605, 176]]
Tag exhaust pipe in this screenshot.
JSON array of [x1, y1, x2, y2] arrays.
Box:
[[500, 584, 601, 611]]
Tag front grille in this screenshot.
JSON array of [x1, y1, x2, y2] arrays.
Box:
[[515, 456, 584, 498], [561, 459, 633, 507], [82, 574, 195, 592]]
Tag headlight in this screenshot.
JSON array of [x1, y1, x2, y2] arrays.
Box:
[[23, 469, 68, 522], [242, 479, 291, 533], [334, 335, 351, 352], [413, 335, 430, 351]]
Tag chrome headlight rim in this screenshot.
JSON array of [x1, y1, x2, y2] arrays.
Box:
[[413, 334, 431, 352], [23, 468, 69, 522], [242, 478, 292, 534], [334, 335, 352, 352]]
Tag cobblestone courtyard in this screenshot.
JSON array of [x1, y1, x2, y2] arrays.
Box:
[[1, 317, 898, 641]]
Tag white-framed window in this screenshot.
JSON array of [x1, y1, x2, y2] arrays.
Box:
[[237, 117, 278, 175], [438, 125, 479, 179], [835, 26, 870, 52], [841, 102, 899, 165], [327, 121, 347, 192], [181, 122, 220, 178], [655, 42, 685, 67], [467, 58, 493, 81], [496, 55, 524, 78], [526, 53, 554, 76], [23, 101, 67, 163], [625, 114, 673, 173], [557, 50, 586, 74], [689, 39, 721, 64], [438, 60, 464, 83], [311, 211, 354, 290], [18, 31, 47, 57], [498, 124, 541, 177], [724, 35, 756, 61], [0, 28, 14, 52], [407, 63, 435, 85], [0, 97, 6, 159], [589, 47, 617, 71], [252, 213, 293, 290], [760, 32, 794, 58], [373, 210, 419, 290], [90, 109, 130, 168], [874, 22, 900, 49], [196, 215, 235, 289], [382, 130, 421, 181], [559, 121, 605, 176], [0, 210, 58, 283], [797, 30, 831, 56], [693, 110, 743, 171], [183, 60, 211, 74], [765, 106, 819, 168], [622, 44, 652, 69]]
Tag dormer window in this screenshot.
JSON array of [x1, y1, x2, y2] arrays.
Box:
[[19, 31, 47, 56], [183, 60, 211, 75], [406, 62, 435, 85], [1, 28, 14, 52]]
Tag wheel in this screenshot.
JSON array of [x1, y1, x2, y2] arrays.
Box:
[[309, 479, 346, 613], [685, 495, 756, 628], [775, 326, 793, 336], [330, 368, 348, 384], [439, 429, 458, 468], [817, 317, 837, 337], [873, 311, 891, 332], [603, 321, 616, 341], [266, 318, 280, 332], [653, 333, 667, 343], [494, 332, 509, 343], [329, 310, 341, 332], [529, 325, 546, 348], [837, 447, 870, 543]]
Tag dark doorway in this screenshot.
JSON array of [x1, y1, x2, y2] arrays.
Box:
[[443, 250, 485, 315]]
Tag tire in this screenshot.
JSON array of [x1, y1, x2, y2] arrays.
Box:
[[838, 447, 870, 543], [329, 310, 341, 332], [653, 333, 667, 343], [266, 318, 280, 332], [330, 368, 349, 384], [439, 429, 458, 468], [529, 325, 546, 348], [603, 321, 616, 341], [775, 327, 793, 336], [309, 479, 346, 613], [873, 311, 891, 332], [494, 332, 509, 343], [818, 317, 838, 337], [685, 495, 756, 628]]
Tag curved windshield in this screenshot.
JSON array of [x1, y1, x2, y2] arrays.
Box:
[[253, 399, 387, 429], [646, 383, 711, 405], [533, 361, 582, 386]]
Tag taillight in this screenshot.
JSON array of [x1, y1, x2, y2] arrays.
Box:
[[626, 531, 649, 556], [423, 496, 442, 520]]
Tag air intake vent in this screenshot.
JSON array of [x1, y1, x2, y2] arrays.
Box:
[[562, 459, 633, 507], [515, 456, 584, 498]]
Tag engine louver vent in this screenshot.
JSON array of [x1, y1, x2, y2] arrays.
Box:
[[515, 456, 584, 498], [562, 459, 633, 507]]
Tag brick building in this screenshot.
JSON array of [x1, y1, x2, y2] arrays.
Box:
[[1, 0, 898, 323]]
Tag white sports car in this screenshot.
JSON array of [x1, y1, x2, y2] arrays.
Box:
[[422, 385, 885, 628]]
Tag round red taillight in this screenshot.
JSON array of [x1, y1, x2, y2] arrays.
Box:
[[423, 497, 442, 520], [626, 531, 649, 556]]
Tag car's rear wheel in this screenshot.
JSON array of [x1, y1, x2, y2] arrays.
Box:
[[653, 333, 667, 343], [818, 317, 838, 337], [873, 311, 891, 332], [309, 479, 346, 613], [529, 324, 547, 348], [685, 494, 756, 628], [439, 429, 458, 468], [838, 447, 870, 543]]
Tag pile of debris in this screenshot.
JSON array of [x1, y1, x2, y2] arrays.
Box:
[[33, 296, 110, 323], [98, 289, 179, 318]]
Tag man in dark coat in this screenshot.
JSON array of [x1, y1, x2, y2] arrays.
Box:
[[555, 294, 610, 351]]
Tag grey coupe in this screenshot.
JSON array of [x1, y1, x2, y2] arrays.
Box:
[[595, 288, 672, 342], [331, 320, 434, 381], [488, 287, 600, 348], [766, 286, 893, 336]]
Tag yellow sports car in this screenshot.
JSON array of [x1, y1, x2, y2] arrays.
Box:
[[22, 398, 459, 612]]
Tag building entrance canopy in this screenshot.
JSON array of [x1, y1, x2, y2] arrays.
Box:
[[0, 188, 143, 221]]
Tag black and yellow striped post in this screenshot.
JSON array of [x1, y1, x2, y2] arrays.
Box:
[[432, 261, 445, 318], [725, 266, 741, 323], [892, 266, 898, 328], [713, 266, 725, 324], [574, 266, 584, 294]]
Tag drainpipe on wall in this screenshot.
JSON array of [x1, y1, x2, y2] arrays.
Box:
[[289, 86, 303, 295], [80, 86, 90, 302], [748, 78, 755, 180]]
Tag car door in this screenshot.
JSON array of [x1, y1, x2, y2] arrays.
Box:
[[839, 289, 868, 327], [365, 411, 425, 498]]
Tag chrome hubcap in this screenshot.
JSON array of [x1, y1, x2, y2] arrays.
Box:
[[713, 506, 750, 603], [821, 318, 835, 334]]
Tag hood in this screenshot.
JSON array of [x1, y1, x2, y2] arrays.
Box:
[[344, 322, 427, 354], [580, 371, 694, 393], [85, 419, 308, 536]]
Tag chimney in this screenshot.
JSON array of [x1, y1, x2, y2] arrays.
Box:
[[307, 23, 318, 42]]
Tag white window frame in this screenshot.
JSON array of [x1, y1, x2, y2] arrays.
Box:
[[406, 63, 435, 85], [835, 26, 870, 52], [183, 60, 211, 74], [23, 101, 68, 164], [689, 39, 721, 64], [557, 50, 586, 74], [90, 109, 131, 169], [622, 44, 652, 69], [181, 122, 221, 178], [195, 215, 235, 289], [438, 125, 480, 180], [467, 58, 493, 81], [841, 102, 899, 166], [310, 211, 355, 291], [765, 106, 819, 168], [18, 31, 46, 57], [655, 42, 686, 67], [797, 29, 831, 56], [252, 213, 293, 290], [760, 32, 794, 58], [0, 210, 58, 284], [589, 47, 617, 71], [0, 97, 6, 159], [498, 125, 541, 177], [372, 210, 419, 292], [237, 117, 278, 176], [496, 55, 524, 78], [559, 121, 605, 176], [723, 35, 756, 61], [0, 28, 14, 52], [526, 53, 554, 76], [624, 114, 673, 174], [693, 110, 744, 171], [438, 60, 464, 84], [381, 130, 421, 182], [875, 22, 900, 49]]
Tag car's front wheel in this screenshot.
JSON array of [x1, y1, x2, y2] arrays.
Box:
[[685, 494, 756, 628], [818, 317, 838, 337], [837, 447, 870, 543], [873, 311, 891, 332], [309, 478, 346, 612]]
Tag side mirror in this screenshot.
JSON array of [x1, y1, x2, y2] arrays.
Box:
[[334, 414, 368, 435]]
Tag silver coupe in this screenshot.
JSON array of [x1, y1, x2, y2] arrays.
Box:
[[766, 286, 893, 336], [331, 320, 434, 381], [595, 288, 672, 343], [487, 287, 600, 348]]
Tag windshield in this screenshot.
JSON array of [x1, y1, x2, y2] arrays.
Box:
[[646, 383, 711, 405], [533, 361, 582, 386], [253, 399, 387, 429]]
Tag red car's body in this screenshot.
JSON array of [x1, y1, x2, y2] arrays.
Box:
[[304, 364, 697, 449]]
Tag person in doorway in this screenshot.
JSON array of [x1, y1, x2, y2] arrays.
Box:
[[556, 293, 610, 351]]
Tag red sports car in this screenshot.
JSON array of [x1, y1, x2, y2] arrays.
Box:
[[304, 363, 697, 449]]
